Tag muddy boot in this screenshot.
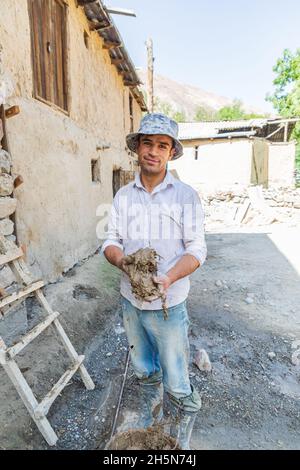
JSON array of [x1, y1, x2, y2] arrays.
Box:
[[135, 380, 164, 429], [167, 385, 201, 450]]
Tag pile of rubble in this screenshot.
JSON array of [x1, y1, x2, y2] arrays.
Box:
[[204, 186, 300, 209], [202, 185, 300, 228]]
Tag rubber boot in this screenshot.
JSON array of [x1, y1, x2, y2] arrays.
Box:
[[135, 380, 164, 429], [167, 386, 201, 450], [169, 407, 197, 450]]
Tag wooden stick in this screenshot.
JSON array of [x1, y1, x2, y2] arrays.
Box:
[[34, 291, 95, 390], [0, 281, 44, 310], [0, 248, 23, 266], [0, 287, 7, 298], [6, 311, 60, 358], [1, 358, 58, 445], [53, 318, 95, 390], [34, 355, 85, 418], [11, 258, 34, 285], [0, 337, 7, 365], [111, 58, 125, 65], [5, 105, 20, 119], [103, 41, 121, 49], [1, 297, 30, 318]]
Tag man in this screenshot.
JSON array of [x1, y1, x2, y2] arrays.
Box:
[[102, 113, 207, 449]]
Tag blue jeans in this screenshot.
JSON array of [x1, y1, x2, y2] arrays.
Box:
[[121, 296, 192, 399]]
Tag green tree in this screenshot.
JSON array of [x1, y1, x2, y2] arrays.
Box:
[[154, 97, 186, 122], [215, 100, 267, 122], [194, 106, 217, 121], [243, 112, 270, 119], [172, 110, 186, 122], [216, 99, 246, 120], [154, 97, 173, 117], [266, 48, 300, 174]]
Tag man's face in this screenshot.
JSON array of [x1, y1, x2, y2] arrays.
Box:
[[137, 134, 175, 175]]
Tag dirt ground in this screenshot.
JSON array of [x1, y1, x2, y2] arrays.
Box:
[[0, 208, 300, 450]]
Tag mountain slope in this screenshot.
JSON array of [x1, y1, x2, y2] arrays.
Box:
[[137, 70, 266, 120]]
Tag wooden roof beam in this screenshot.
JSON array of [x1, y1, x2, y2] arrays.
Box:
[[124, 80, 139, 87], [103, 41, 122, 50], [77, 0, 98, 5], [111, 57, 126, 65], [94, 24, 112, 31], [265, 125, 284, 140]]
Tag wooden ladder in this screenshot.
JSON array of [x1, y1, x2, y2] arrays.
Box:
[[0, 236, 95, 446]]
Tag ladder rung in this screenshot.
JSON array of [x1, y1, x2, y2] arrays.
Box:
[[6, 312, 60, 359], [0, 247, 24, 266], [0, 338, 7, 365], [34, 355, 85, 419], [0, 280, 44, 310]]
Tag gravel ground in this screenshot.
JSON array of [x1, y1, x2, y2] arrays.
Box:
[[1, 216, 300, 450]]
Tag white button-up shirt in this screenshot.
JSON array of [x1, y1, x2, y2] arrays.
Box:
[[101, 171, 207, 310]]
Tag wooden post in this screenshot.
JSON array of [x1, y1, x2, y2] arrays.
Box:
[[0, 347, 58, 446], [146, 38, 154, 113], [0, 105, 10, 153], [284, 122, 288, 142]]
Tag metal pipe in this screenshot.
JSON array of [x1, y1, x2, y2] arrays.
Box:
[[106, 7, 136, 17], [109, 345, 132, 442]]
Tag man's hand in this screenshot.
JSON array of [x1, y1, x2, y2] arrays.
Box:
[[103, 246, 130, 274], [117, 257, 130, 274], [153, 274, 172, 294]]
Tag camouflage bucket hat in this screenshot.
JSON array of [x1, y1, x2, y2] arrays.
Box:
[[126, 113, 184, 160]]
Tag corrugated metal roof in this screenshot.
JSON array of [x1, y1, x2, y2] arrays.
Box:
[[78, 0, 147, 111], [178, 119, 268, 139], [180, 131, 257, 141], [179, 118, 299, 142]]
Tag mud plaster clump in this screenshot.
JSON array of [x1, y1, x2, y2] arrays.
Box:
[[122, 248, 168, 319], [107, 427, 180, 450]]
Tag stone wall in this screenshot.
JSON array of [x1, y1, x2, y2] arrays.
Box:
[[0, 116, 17, 287], [0, 149, 15, 237]]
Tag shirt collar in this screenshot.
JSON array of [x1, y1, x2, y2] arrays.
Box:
[[134, 170, 176, 192]]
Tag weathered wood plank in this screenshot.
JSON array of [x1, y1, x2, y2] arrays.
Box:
[[1, 354, 58, 445], [0, 281, 44, 310], [10, 258, 34, 285], [0, 247, 23, 266], [110, 57, 126, 66], [53, 318, 95, 390], [6, 311, 60, 358], [34, 355, 85, 418], [103, 41, 121, 50], [34, 290, 95, 390], [0, 337, 7, 365], [5, 106, 20, 119]]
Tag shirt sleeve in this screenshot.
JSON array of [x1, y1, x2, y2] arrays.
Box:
[[182, 191, 207, 266], [100, 193, 124, 254]]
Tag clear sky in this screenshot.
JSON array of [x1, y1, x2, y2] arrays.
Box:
[[110, 0, 300, 113]]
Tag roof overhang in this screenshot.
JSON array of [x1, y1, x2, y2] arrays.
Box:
[[77, 0, 147, 111], [179, 118, 300, 143]]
